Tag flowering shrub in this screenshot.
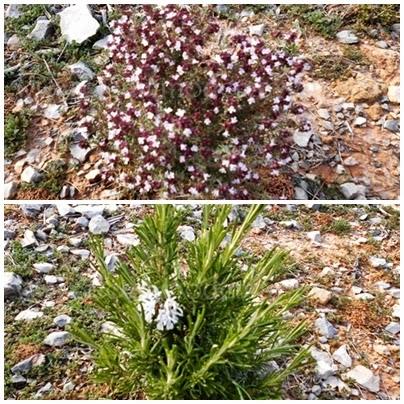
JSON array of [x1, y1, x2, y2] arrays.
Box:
[[73, 205, 308, 399], [77, 5, 307, 199]]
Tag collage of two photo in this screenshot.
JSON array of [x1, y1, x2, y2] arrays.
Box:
[[2, 3, 401, 401]]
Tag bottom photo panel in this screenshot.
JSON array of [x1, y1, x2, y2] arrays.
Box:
[[3, 203, 400, 400]]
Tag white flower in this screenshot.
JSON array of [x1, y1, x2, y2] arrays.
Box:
[[138, 282, 161, 323], [156, 292, 183, 331], [176, 109, 186, 118]]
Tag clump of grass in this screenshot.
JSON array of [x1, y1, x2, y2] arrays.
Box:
[[5, 110, 32, 157], [381, 206, 400, 231], [5, 241, 43, 278], [349, 4, 399, 31], [322, 219, 352, 235], [310, 47, 368, 81], [283, 5, 342, 38]]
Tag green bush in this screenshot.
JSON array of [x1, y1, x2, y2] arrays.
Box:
[[73, 205, 308, 399], [351, 4, 399, 30], [4, 111, 31, 157]]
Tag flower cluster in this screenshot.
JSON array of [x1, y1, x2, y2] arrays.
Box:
[[77, 5, 307, 198], [138, 282, 183, 331]]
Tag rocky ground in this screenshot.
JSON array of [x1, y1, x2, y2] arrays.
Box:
[[3, 4, 400, 200], [3, 204, 400, 399]]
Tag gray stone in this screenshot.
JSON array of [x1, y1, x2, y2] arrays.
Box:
[[11, 354, 45, 374], [69, 61, 95, 81], [249, 24, 265, 36], [387, 85, 400, 104], [89, 214, 110, 235], [385, 322, 400, 335], [318, 108, 331, 120], [70, 143, 91, 162], [11, 374, 26, 387], [63, 381, 75, 392], [75, 216, 89, 227], [375, 40, 389, 49], [386, 288, 400, 299], [85, 168, 101, 183], [93, 36, 109, 49], [70, 249, 90, 259], [4, 273, 23, 298], [5, 229, 16, 240], [53, 314, 72, 327], [340, 183, 366, 200], [332, 345, 352, 368], [383, 120, 399, 133], [345, 365, 380, 393], [353, 117, 367, 127], [74, 205, 104, 218], [369, 256, 387, 268], [15, 308, 44, 321], [7, 34, 21, 50], [33, 262, 54, 274], [4, 181, 18, 199], [315, 317, 337, 338], [35, 382, 53, 398], [22, 229, 38, 247], [391, 23, 400, 34], [28, 18, 53, 41], [216, 5, 230, 15], [323, 376, 350, 393], [355, 292, 375, 301], [57, 205, 75, 217], [307, 231, 322, 244], [21, 204, 43, 217], [392, 303, 400, 318], [21, 166, 42, 183], [5, 5, 22, 18], [178, 225, 196, 241], [309, 287, 332, 305], [105, 254, 118, 271], [94, 84, 107, 99], [43, 104, 62, 120], [294, 186, 308, 200], [293, 130, 312, 147], [101, 321, 124, 337], [59, 5, 100, 44], [26, 149, 41, 164], [43, 331, 70, 347], [278, 278, 300, 290], [310, 347, 336, 379], [116, 233, 140, 246], [336, 30, 359, 44], [44, 275, 59, 285], [252, 215, 266, 230]]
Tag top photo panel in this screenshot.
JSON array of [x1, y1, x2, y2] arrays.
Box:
[[4, 4, 400, 201]]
